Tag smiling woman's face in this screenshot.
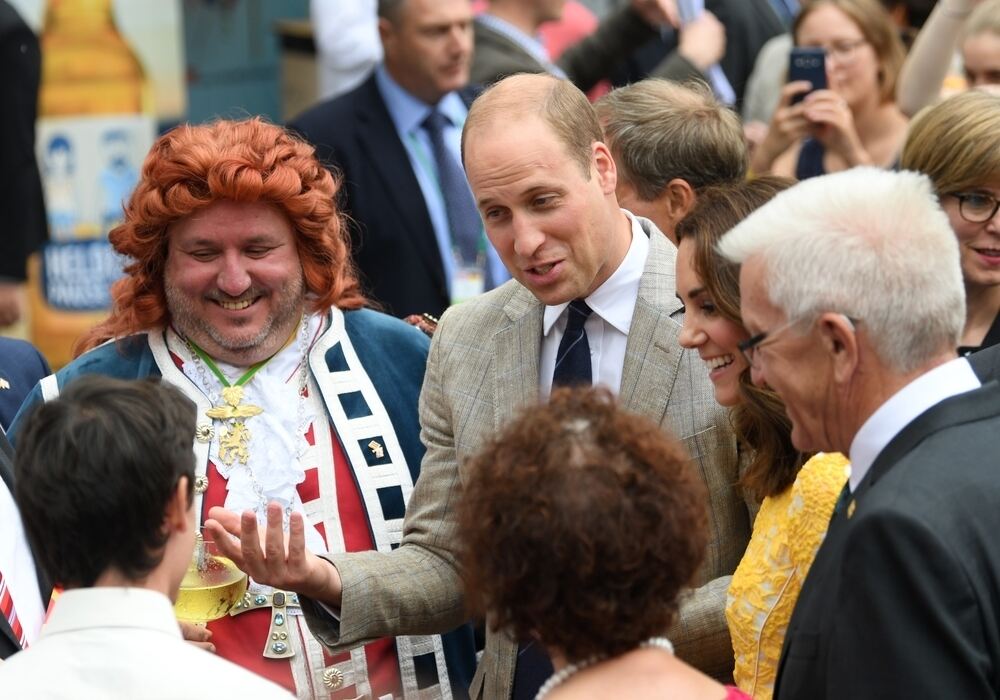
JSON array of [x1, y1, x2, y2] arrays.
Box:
[[675, 237, 750, 407]]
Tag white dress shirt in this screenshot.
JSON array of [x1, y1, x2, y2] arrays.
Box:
[[0, 587, 292, 698], [0, 475, 44, 647], [311, 0, 382, 100], [848, 357, 982, 492], [540, 212, 649, 399]]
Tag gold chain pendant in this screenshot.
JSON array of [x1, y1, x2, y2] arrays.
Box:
[[206, 385, 264, 466]]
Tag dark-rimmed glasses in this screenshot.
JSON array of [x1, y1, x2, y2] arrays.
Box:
[[947, 192, 1000, 224], [738, 315, 857, 368]]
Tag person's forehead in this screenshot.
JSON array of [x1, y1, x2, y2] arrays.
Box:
[[468, 112, 562, 158], [167, 200, 293, 239], [737, 258, 772, 316]]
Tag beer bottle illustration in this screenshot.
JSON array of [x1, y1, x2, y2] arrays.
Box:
[[31, 0, 155, 368]]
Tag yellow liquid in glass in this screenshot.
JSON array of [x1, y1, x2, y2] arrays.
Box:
[[173, 555, 249, 623]]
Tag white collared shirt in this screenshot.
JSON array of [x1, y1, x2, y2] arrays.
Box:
[[0, 474, 44, 648], [848, 357, 982, 492], [0, 587, 291, 697], [540, 212, 649, 399]]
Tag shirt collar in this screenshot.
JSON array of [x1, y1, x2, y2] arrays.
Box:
[[375, 65, 468, 136], [42, 587, 182, 639], [477, 14, 549, 64], [848, 356, 981, 491], [543, 211, 649, 336]]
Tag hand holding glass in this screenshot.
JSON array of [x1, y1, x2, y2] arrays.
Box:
[[174, 533, 249, 623]]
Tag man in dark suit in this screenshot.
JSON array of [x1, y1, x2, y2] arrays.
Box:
[[0, 1, 48, 327], [720, 167, 1000, 699], [291, 0, 506, 319], [0, 337, 52, 659], [470, 0, 680, 91], [610, 0, 784, 110], [0, 430, 47, 660]]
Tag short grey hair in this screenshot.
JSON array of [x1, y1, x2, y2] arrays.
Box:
[[595, 79, 747, 200], [718, 168, 965, 373]]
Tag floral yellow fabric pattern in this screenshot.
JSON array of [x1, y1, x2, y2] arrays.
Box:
[[726, 452, 849, 699]]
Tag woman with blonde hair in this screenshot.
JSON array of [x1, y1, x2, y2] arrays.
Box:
[[751, 0, 909, 180], [901, 89, 1000, 353], [674, 177, 849, 699], [897, 0, 1000, 116]]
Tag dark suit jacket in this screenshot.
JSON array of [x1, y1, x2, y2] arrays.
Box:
[[613, 0, 784, 110], [0, 337, 51, 431], [0, 430, 49, 660], [471, 5, 654, 91], [968, 343, 1000, 384], [0, 1, 47, 281], [288, 74, 479, 319], [774, 382, 1000, 699]]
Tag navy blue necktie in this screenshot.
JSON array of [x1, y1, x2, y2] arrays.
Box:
[[552, 300, 594, 387], [421, 109, 484, 272]]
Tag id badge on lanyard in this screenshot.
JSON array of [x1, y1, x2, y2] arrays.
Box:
[[451, 260, 486, 304]]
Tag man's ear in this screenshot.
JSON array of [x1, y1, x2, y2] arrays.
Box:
[[662, 178, 697, 223], [593, 141, 617, 194], [377, 17, 395, 52], [818, 313, 859, 384], [164, 476, 192, 535]]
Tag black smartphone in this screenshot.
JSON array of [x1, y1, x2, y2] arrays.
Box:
[[788, 47, 827, 104]]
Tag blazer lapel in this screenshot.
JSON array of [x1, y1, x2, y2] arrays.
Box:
[[620, 222, 684, 423], [857, 380, 1000, 497], [494, 287, 543, 429], [354, 78, 448, 293]]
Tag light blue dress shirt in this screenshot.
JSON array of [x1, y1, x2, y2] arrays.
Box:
[[375, 67, 509, 296]]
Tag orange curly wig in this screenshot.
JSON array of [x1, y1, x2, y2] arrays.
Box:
[[78, 117, 364, 354]]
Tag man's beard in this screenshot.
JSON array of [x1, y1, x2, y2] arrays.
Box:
[[165, 274, 306, 363]]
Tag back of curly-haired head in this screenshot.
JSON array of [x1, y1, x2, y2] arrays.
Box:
[[457, 387, 708, 663], [78, 117, 364, 355]]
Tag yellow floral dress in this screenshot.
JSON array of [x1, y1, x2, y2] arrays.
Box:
[[726, 452, 849, 700]]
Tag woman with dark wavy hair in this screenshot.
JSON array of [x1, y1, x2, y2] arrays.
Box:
[[674, 177, 849, 699], [457, 386, 751, 700]]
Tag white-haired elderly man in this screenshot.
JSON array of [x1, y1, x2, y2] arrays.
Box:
[[719, 167, 1000, 700]]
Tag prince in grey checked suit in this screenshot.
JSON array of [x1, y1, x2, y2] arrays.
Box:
[[210, 74, 748, 699]]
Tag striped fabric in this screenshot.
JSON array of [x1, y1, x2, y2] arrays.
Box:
[[0, 569, 26, 649]]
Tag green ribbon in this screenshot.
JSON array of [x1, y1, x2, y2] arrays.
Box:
[[187, 341, 272, 389]]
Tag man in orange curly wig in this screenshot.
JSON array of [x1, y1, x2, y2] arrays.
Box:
[[9, 117, 475, 699]]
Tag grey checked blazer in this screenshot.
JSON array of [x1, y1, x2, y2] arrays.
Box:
[[304, 219, 750, 697]]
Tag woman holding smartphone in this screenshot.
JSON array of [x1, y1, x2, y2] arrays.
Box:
[[750, 0, 909, 180]]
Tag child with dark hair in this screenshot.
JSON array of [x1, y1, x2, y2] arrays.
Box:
[[0, 376, 290, 698]]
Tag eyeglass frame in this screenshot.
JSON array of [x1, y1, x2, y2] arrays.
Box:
[[945, 191, 1000, 224], [738, 314, 858, 369], [800, 38, 869, 65]]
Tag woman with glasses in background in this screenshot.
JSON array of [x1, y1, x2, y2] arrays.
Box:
[[901, 89, 1000, 355], [751, 0, 909, 180], [675, 177, 849, 700]]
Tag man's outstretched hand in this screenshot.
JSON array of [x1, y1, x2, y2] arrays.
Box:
[[204, 502, 343, 606]]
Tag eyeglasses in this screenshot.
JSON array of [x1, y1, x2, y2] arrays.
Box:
[[737, 317, 801, 369], [738, 314, 858, 368], [947, 192, 1000, 224], [802, 38, 868, 65]]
